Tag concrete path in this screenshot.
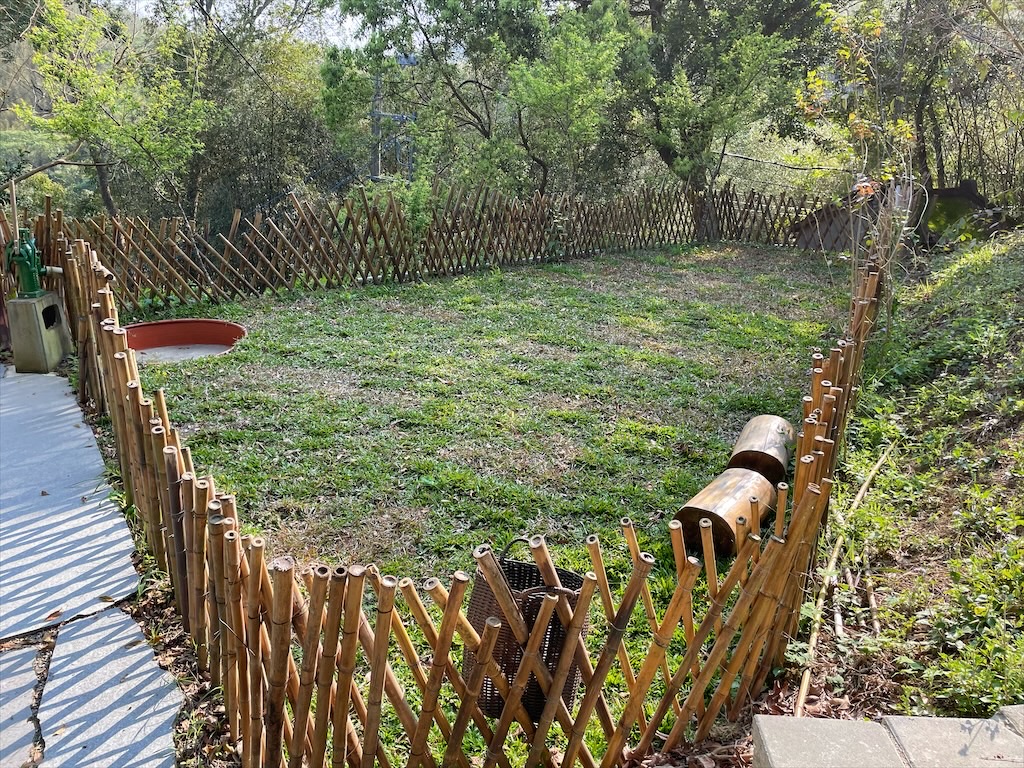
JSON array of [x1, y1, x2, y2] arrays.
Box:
[[0, 371, 138, 639], [0, 368, 182, 766], [754, 706, 1024, 768]]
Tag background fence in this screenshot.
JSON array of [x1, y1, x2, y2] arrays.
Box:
[[12, 205, 890, 766], [1, 183, 846, 314]]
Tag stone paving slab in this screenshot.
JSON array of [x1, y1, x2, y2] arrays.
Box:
[[0, 645, 42, 766], [996, 705, 1024, 739], [37, 608, 182, 768], [0, 371, 138, 640], [753, 715, 906, 768], [883, 715, 1024, 768]]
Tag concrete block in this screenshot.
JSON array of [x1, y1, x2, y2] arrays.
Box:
[[38, 608, 182, 767], [753, 714, 906, 768], [883, 715, 1024, 768], [0, 645, 42, 766], [995, 705, 1024, 739], [8, 293, 72, 374], [0, 372, 138, 639]]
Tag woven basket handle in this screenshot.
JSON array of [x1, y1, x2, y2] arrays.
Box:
[[498, 536, 533, 562]]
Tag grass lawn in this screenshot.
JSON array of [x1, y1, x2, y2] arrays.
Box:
[[137, 243, 849, 584]]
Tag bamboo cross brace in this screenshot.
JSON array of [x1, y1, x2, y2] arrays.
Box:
[[527, 536, 616, 737], [443, 618, 501, 768], [585, 534, 647, 733], [562, 551, 654, 768], [619, 519, 682, 717], [425, 578, 563, 768], [399, 578, 512, 768], [525, 572, 598, 768], [405, 572, 471, 768], [288, 564, 330, 768], [484, 593, 560, 768], [602, 556, 702, 768]]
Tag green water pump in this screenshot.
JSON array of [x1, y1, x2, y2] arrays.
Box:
[[4, 228, 47, 298]]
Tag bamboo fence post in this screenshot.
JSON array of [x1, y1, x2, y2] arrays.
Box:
[[361, 574, 398, 768], [266, 557, 296, 767], [225, 530, 251, 748], [699, 518, 722, 633], [193, 479, 213, 672], [333, 565, 366, 768], [310, 566, 347, 768], [442, 617, 501, 768], [163, 446, 190, 625], [405, 572, 470, 768], [484, 593, 559, 768], [206, 501, 225, 686], [562, 552, 654, 768], [247, 538, 267, 768], [288, 564, 330, 768]]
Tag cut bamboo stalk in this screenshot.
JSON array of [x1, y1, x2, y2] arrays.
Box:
[[163, 446, 190, 624], [224, 530, 250, 748], [528, 535, 616, 736], [333, 565, 366, 768], [443, 617, 501, 768], [774, 482, 789, 539], [288, 563, 330, 768], [266, 557, 296, 767], [699, 518, 721, 634], [310, 566, 347, 768], [484, 593, 559, 768], [246, 538, 267, 768], [602, 555, 702, 768], [206, 505, 225, 688], [215, 517, 238, 734], [406, 572, 470, 768], [180, 470, 198, 637], [526, 572, 598, 768], [562, 551, 654, 768], [193, 480, 212, 672]]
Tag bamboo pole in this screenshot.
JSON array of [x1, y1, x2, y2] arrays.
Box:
[[443, 617, 501, 768], [266, 557, 296, 767], [484, 593, 559, 768], [193, 479, 213, 672], [224, 530, 250, 748], [288, 563, 329, 767], [526, 572, 598, 768], [333, 565, 366, 768], [163, 446, 190, 626], [601, 555, 702, 768], [247, 538, 267, 768], [361, 575, 398, 768], [406, 572, 470, 768], [585, 533, 647, 732], [310, 566, 347, 768], [562, 552, 654, 768], [206, 506, 226, 689]]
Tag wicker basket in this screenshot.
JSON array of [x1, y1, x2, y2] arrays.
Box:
[[463, 539, 587, 722]]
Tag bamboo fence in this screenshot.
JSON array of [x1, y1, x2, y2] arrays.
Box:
[[1, 183, 845, 315], [21, 200, 889, 766]]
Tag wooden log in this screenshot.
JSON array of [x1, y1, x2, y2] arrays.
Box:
[[726, 415, 796, 486], [676, 468, 777, 556]]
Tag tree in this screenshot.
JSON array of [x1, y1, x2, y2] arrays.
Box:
[[17, 0, 212, 218]]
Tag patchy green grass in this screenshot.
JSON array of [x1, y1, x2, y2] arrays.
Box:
[[136, 245, 846, 580], [800, 233, 1024, 719]]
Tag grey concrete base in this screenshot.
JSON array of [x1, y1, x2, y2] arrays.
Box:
[[753, 715, 905, 768], [0, 645, 42, 765], [0, 372, 138, 639], [7, 294, 72, 374], [995, 705, 1024, 739], [38, 608, 182, 768], [883, 715, 1024, 767]]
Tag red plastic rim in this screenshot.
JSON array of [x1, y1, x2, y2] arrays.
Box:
[[124, 319, 247, 352]]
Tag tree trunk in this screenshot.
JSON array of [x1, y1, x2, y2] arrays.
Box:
[[90, 144, 119, 219], [927, 101, 946, 188]]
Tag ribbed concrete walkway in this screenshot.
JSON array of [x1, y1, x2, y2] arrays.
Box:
[[0, 369, 182, 767]]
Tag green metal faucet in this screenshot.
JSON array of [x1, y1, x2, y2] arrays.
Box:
[[3, 228, 46, 298]]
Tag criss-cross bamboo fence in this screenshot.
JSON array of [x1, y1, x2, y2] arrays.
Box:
[[2, 183, 846, 316], [28, 201, 891, 767]]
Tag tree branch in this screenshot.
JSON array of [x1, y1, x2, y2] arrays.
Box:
[[10, 142, 118, 184]]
